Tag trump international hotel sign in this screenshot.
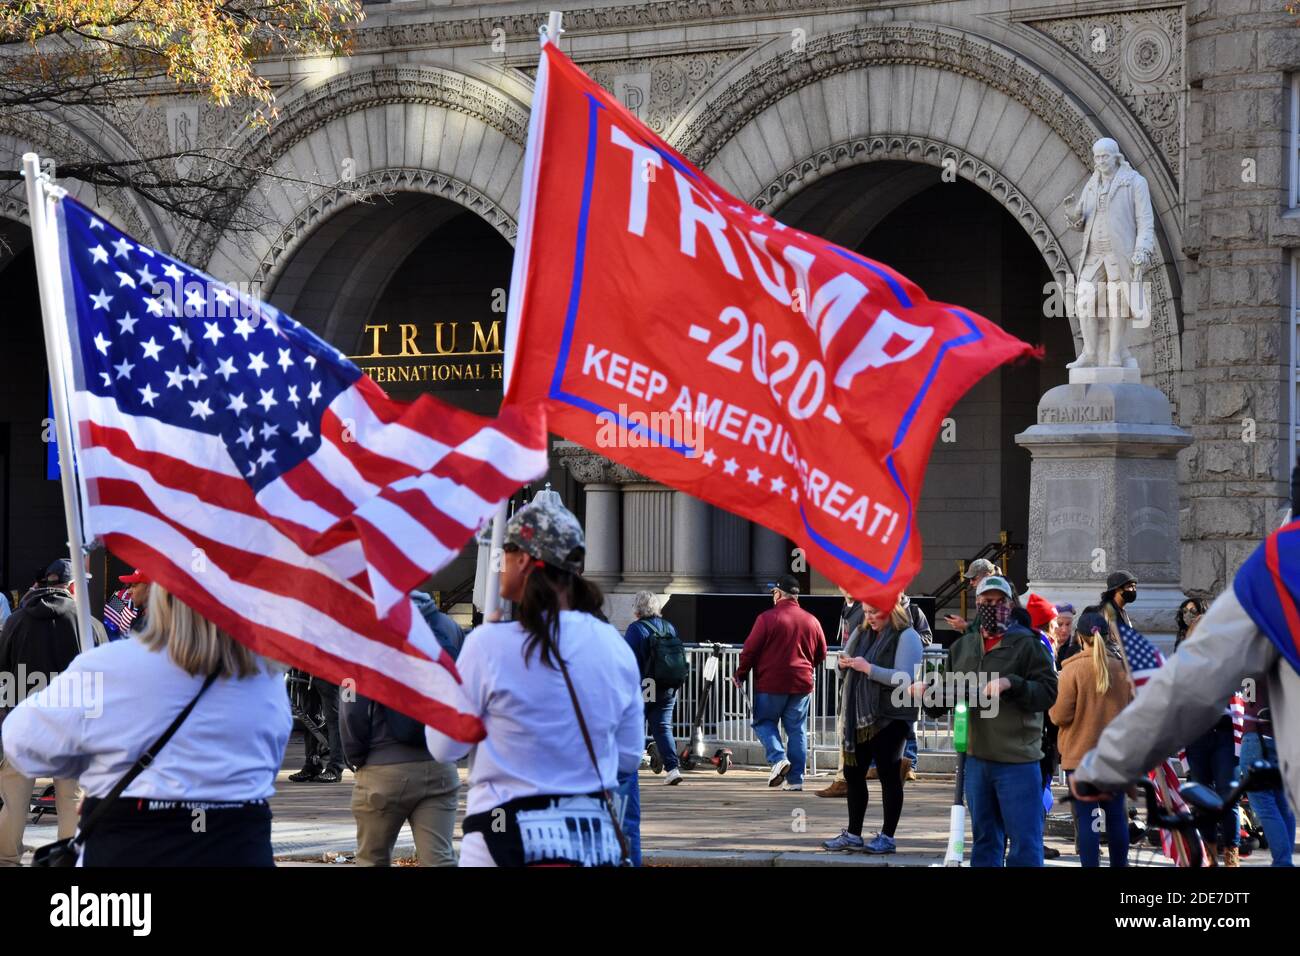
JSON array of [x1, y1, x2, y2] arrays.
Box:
[[352, 319, 504, 389]]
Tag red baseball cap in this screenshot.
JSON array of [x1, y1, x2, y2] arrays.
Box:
[[118, 569, 148, 584], [1026, 593, 1057, 631]]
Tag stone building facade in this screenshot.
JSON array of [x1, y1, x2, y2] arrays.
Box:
[[1, 0, 1296, 617]]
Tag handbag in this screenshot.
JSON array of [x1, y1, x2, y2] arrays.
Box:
[[31, 672, 218, 867], [554, 647, 632, 866]]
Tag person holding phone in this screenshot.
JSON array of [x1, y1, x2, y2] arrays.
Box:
[[943, 558, 997, 633], [821, 596, 923, 854]]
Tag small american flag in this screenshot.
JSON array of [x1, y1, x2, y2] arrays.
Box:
[[1112, 610, 1208, 866], [102, 587, 139, 638], [1113, 613, 1164, 687], [51, 196, 548, 741]]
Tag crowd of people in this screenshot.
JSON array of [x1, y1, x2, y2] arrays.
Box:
[[0, 494, 1294, 867]]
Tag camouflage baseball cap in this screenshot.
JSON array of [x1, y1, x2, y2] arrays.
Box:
[[505, 497, 586, 574], [964, 558, 998, 579]]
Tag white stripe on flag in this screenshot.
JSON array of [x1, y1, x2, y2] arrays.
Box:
[[89, 505, 475, 709], [75, 389, 241, 476], [312, 433, 381, 505], [329, 387, 546, 482], [81, 446, 373, 599], [255, 476, 350, 535]]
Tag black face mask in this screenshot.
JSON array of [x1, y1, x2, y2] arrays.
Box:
[[1121, 587, 1138, 605]]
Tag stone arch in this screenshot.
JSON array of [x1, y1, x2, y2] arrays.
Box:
[[750, 136, 1075, 284], [195, 65, 531, 280], [0, 109, 168, 245], [252, 167, 517, 292], [257, 172, 516, 350], [667, 22, 1183, 402]]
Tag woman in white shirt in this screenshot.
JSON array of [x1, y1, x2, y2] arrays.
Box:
[[427, 496, 643, 867], [2, 585, 290, 866]]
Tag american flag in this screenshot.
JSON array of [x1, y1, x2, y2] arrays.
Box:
[[1112, 610, 1212, 865], [102, 587, 139, 638], [1113, 613, 1164, 687], [50, 195, 548, 741]]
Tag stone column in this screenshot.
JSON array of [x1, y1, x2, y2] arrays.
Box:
[[621, 482, 673, 590], [1182, 4, 1296, 595], [1016, 381, 1191, 641], [709, 506, 752, 592], [553, 442, 623, 590], [582, 483, 622, 590], [750, 524, 788, 591], [667, 492, 713, 592]]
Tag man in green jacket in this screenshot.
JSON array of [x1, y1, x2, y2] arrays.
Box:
[[924, 576, 1057, 866]]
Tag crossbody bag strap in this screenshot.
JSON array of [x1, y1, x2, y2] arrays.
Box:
[[554, 649, 632, 865], [76, 671, 219, 840]]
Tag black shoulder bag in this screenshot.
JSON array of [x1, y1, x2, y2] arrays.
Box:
[[554, 651, 632, 866], [32, 672, 218, 868]]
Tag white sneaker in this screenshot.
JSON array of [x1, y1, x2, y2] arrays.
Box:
[[768, 758, 791, 787], [665, 768, 683, 785], [781, 782, 802, 791]]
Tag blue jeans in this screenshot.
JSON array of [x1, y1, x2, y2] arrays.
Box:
[[1240, 732, 1295, 866], [616, 769, 641, 866], [1066, 770, 1128, 867], [646, 687, 679, 772], [964, 756, 1044, 867], [1185, 716, 1241, 849], [753, 692, 810, 785]]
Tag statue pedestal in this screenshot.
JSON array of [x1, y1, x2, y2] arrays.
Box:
[[1015, 381, 1191, 644], [1067, 366, 1142, 385]]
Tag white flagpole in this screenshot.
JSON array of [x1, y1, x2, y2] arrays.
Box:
[[22, 152, 95, 652], [484, 10, 562, 620]]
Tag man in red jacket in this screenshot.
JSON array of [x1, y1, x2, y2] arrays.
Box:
[[733, 575, 828, 790]]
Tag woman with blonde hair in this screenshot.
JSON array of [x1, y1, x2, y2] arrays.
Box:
[[822, 595, 922, 854], [1049, 608, 1134, 866], [2, 584, 291, 866]]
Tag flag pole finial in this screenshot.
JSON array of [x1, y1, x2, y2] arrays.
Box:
[[542, 11, 563, 46]]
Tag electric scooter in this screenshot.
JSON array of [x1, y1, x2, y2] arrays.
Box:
[[679, 642, 732, 773]]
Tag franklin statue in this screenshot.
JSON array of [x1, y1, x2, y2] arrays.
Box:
[[1062, 138, 1156, 370]]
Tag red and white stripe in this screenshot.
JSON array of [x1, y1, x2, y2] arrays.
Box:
[[260, 377, 547, 622], [69, 383, 546, 742], [1230, 693, 1246, 757]]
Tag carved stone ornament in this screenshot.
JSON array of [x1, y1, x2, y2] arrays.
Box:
[[674, 22, 1100, 171], [350, 0, 873, 54], [1029, 8, 1184, 183], [523, 50, 743, 136], [182, 65, 531, 269], [553, 442, 648, 484], [253, 168, 517, 288], [0, 114, 156, 244]]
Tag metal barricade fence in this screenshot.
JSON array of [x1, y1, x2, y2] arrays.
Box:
[[667, 643, 954, 775]]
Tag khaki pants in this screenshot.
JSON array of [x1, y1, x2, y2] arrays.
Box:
[[351, 760, 460, 867], [0, 758, 78, 867]]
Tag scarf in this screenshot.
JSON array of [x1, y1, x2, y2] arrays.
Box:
[[839, 622, 904, 763]]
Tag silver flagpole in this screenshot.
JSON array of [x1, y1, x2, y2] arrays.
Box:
[[22, 152, 96, 652], [483, 10, 562, 621]]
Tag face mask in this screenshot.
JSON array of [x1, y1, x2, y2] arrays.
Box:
[[1121, 587, 1138, 604], [977, 603, 1009, 635]]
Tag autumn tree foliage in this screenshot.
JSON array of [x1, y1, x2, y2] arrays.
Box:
[[1, 0, 364, 227]]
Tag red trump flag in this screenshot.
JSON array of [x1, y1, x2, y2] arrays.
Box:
[[503, 40, 1037, 606]]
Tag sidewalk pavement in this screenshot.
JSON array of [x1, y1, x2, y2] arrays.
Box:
[[13, 736, 1295, 866]]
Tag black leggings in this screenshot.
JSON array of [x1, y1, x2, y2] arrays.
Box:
[[843, 719, 909, 837]]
